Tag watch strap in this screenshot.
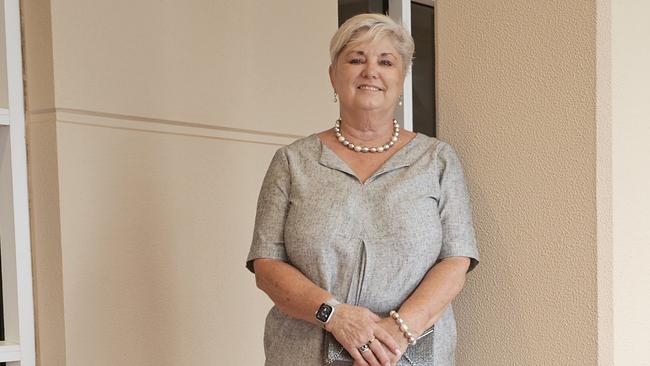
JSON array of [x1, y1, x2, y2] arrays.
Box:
[[325, 298, 341, 307]]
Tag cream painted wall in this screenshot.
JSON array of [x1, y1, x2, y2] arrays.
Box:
[[596, 0, 613, 364], [436, 1, 598, 364], [49, 0, 336, 136], [611, 1, 650, 364], [55, 124, 283, 365], [23, 0, 337, 365]]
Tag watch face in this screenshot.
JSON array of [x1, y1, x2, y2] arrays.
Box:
[[316, 303, 334, 323]]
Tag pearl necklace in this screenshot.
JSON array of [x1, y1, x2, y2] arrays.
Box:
[[334, 119, 400, 153]]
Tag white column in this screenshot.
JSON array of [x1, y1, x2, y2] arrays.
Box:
[[388, 0, 413, 131]]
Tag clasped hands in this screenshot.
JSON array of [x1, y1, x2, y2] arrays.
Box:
[[325, 304, 410, 366]]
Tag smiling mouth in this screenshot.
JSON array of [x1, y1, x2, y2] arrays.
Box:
[[357, 85, 383, 91]]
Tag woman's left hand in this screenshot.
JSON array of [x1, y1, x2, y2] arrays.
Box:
[[353, 317, 409, 366], [377, 317, 409, 359]]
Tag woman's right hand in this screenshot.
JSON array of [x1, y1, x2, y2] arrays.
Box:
[[325, 304, 402, 366]]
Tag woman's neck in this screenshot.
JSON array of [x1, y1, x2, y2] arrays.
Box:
[[338, 108, 396, 145]]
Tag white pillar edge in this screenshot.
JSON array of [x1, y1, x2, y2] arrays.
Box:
[[4, 0, 37, 364], [388, 0, 413, 131]]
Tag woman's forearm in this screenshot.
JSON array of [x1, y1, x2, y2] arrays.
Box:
[[255, 258, 403, 365], [253, 258, 332, 326], [397, 257, 471, 336]]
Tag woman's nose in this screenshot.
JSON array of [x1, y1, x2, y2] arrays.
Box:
[[361, 62, 379, 78]]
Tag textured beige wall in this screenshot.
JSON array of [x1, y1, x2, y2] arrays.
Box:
[[24, 0, 337, 365], [611, 1, 650, 364], [436, 1, 598, 364]]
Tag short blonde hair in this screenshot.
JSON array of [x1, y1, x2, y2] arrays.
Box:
[[329, 13, 415, 75]]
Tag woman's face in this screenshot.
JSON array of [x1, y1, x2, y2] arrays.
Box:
[[330, 36, 405, 115]]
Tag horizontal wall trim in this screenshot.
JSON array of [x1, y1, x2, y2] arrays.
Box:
[[27, 108, 303, 146]]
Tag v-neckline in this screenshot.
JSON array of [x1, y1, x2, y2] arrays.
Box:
[[316, 132, 422, 185]]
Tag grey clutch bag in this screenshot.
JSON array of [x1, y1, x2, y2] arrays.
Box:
[[324, 325, 435, 365]]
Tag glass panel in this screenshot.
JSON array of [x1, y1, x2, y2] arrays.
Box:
[[0, 125, 11, 366], [411, 2, 435, 136], [338, 0, 388, 26]]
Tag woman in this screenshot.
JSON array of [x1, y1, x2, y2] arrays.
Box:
[[246, 13, 479, 366]]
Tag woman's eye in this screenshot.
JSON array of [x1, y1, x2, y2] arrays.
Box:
[[349, 58, 364, 64], [380, 60, 393, 66]]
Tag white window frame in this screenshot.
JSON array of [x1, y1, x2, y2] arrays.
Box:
[[0, 0, 37, 364]]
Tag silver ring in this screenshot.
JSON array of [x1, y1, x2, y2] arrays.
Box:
[[358, 344, 370, 353]]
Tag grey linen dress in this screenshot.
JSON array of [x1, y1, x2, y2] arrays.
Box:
[[246, 133, 480, 366]]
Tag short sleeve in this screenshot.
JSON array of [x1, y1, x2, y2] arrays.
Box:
[[435, 142, 480, 272], [245, 147, 292, 273]]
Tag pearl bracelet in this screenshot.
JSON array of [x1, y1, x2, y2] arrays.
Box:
[[389, 310, 417, 346]]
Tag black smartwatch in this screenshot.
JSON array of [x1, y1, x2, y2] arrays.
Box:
[[315, 298, 341, 326]]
